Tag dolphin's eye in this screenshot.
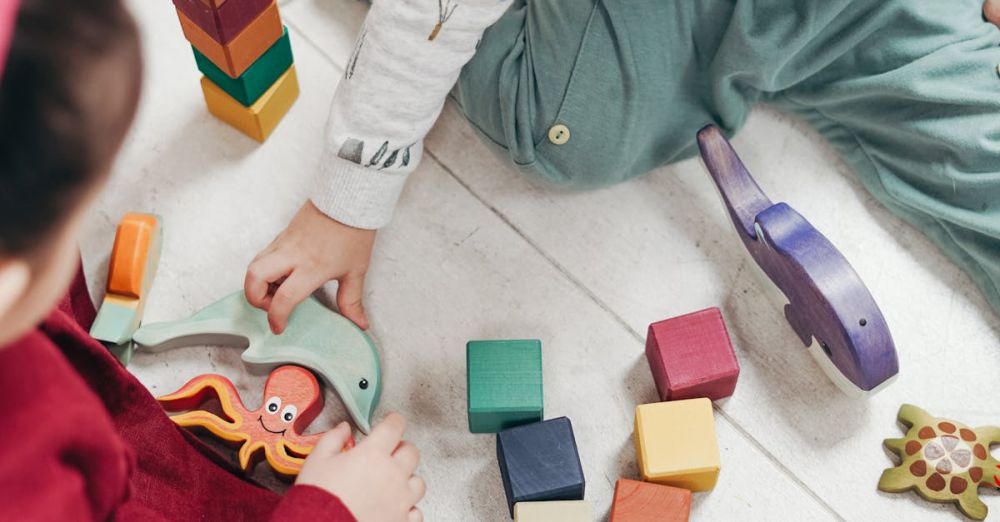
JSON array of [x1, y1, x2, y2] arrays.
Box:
[[266, 397, 281, 414], [281, 405, 298, 423], [359, 378, 369, 390]]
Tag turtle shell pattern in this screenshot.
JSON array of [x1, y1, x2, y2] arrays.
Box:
[[879, 404, 1000, 520]]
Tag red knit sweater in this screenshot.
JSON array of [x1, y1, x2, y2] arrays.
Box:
[[0, 269, 356, 521]]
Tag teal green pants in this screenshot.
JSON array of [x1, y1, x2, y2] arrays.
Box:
[[453, 0, 1000, 316]]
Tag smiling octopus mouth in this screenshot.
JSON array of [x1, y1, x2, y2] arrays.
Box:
[[257, 415, 287, 435]]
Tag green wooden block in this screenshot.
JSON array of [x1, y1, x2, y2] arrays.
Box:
[[91, 299, 140, 346], [193, 26, 293, 107], [467, 339, 543, 433]]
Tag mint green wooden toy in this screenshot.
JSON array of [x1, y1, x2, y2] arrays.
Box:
[[467, 339, 543, 433], [133, 291, 382, 433]]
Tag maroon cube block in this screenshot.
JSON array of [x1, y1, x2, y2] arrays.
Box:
[[645, 307, 739, 401], [173, 0, 272, 45]]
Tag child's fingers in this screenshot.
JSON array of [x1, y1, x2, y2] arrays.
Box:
[[408, 507, 424, 522], [310, 422, 353, 458], [392, 441, 420, 475], [363, 412, 406, 453], [245, 255, 294, 309], [336, 273, 369, 330], [407, 476, 426, 505], [267, 271, 323, 334]]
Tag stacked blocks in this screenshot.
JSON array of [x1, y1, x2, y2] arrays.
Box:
[[645, 307, 739, 401], [513, 500, 592, 521], [173, 0, 297, 141], [467, 340, 543, 433], [634, 399, 720, 491], [90, 213, 162, 365], [497, 417, 586, 517], [610, 479, 691, 522]]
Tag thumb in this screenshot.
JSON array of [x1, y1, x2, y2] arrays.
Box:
[[337, 273, 369, 330], [311, 422, 354, 457]]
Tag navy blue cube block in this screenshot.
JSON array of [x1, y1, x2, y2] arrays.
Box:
[[496, 417, 586, 517]]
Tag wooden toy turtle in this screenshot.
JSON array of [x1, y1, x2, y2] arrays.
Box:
[[879, 404, 1000, 520]]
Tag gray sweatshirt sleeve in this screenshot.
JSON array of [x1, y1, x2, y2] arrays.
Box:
[[311, 0, 513, 229]]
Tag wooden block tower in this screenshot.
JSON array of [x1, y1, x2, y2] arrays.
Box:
[[173, 0, 298, 142]]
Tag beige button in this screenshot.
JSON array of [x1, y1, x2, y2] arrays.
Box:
[[548, 124, 570, 145]]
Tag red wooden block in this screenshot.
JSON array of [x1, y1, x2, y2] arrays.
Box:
[[610, 479, 691, 522], [645, 307, 739, 401], [173, 0, 271, 45]]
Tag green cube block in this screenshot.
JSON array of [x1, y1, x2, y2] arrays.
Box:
[[467, 339, 543, 433], [193, 26, 294, 107]]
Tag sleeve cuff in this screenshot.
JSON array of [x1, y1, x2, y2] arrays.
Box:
[[311, 155, 411, 230], [270, 485, 357, 522]]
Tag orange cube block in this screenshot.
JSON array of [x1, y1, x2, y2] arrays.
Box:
[[610, 479, 691, 521], [177, 0, 281, 78]]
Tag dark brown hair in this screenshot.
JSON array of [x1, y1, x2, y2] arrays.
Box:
[[0, 0, 142, 254]]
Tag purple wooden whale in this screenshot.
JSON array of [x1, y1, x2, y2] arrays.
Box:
[[696, 125, 898, 393]]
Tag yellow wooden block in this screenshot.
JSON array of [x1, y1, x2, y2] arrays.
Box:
[[514, 500, 592, 521], [634, 398, 720, 491], [200, 64, 298, 142]]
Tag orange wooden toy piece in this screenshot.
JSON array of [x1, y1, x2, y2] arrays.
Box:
[[158, 365, 353, 477], [609, 479, 692, 522], [107, 213, 159, 298]]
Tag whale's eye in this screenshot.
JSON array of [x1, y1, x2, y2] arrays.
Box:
[[266, 397, 281, 414], [281, 405, 298, 423], [359, 378, 369, 390]]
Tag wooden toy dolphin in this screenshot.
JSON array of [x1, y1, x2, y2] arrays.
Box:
[[133, 291, 382, 432], [696, 125, 899, 395]]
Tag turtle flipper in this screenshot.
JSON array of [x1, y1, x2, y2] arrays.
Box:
[[878, 466, 912, 492], [956, 493, 989, 521], [883, 437, 907, 457]]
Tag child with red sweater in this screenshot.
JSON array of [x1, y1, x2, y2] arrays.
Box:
[[0, 0, 424, 520]]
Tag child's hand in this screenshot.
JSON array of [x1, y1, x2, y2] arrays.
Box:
[[297, 414, 425, 522], [245, 201, 375, 334]]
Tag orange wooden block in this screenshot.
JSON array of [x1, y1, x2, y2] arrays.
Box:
[[177, 0, 281, 79], [610, 479, 691, 522], [107, 213, 159, 298], [158, 365, 354, 477]]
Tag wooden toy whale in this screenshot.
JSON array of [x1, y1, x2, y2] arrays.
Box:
[[133, 291, 381, 432], [696, 125, 899, 395]]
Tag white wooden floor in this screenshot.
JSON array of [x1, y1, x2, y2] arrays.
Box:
[[79, 0, 1000, 520]]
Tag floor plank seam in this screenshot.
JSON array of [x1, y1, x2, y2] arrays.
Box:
[[426, 148, 847, 521]]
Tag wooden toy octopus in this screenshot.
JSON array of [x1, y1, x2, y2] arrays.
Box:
[[158, 365, 353, 477]]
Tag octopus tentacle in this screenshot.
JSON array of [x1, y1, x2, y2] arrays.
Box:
[[238, 440, 268, 471], [270, 440, 308, 475], [168, 410, 246, 444], [158, 374, 251, 422]]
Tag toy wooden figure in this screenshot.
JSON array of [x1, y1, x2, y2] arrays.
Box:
[[513, 500, 592, 521], [90, 212, 162, 364], [133, 291, 382, 433], [696, 125, 899, 395], [158, 365, 353, 477], [634, 398, 720, 491], [645, 307, 739, 401], [610, 478, 691, 522], [467, 339, 543, 433], [496, 417, 585, 517], [879, 404, 1000, 520]]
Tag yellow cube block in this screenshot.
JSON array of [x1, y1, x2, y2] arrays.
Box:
[[634, 398, 720, 491], [200, 64, 299, 142], [514, 500, 592, 521]]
